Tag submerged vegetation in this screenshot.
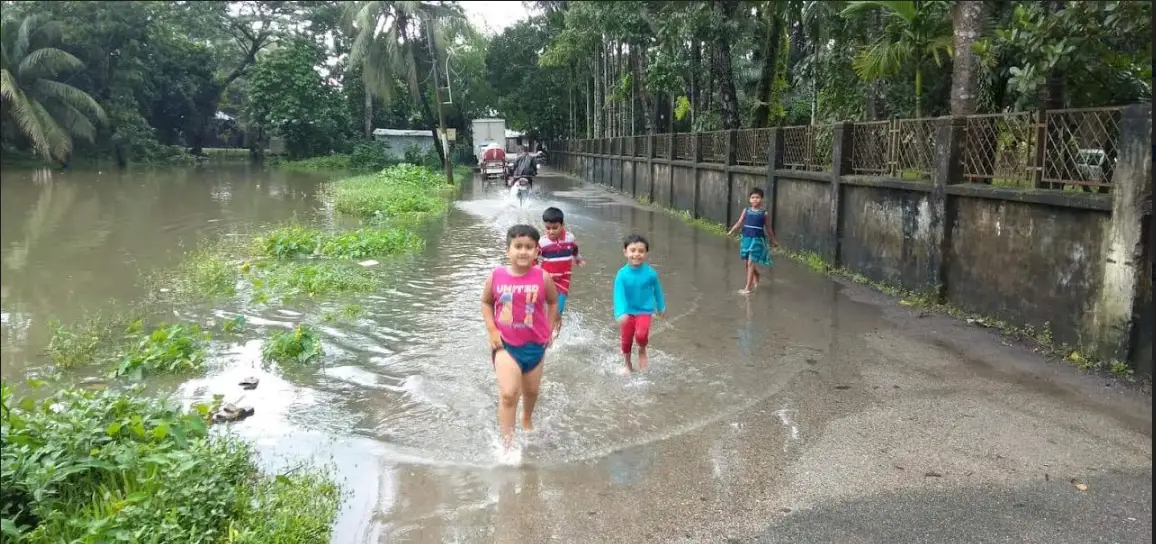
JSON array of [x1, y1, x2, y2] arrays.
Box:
[[114, 322, 210, 379], [0, 382, 340, 543], [328, 164, 454, 219], [42, 163, 453, 376], [262, 325, 324, 365], [18, 162, 454, 540]]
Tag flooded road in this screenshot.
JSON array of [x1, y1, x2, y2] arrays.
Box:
[[1, 165, 1151, 543]]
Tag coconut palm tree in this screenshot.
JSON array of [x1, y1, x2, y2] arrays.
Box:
[[842, 0, 953, 118], [1, 14, 107, 163], [344, 1, 469, 164]]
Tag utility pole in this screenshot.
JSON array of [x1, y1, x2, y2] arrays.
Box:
[[425, 17, 454, 184]]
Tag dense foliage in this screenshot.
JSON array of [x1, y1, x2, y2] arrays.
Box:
[[0, 382, 340, 542], [1, 1, 1148, 164]]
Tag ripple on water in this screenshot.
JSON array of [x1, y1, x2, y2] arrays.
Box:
[[177, 189, 812, 470]]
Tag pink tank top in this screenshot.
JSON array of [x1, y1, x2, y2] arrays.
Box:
[[491, 266, 552, 346]]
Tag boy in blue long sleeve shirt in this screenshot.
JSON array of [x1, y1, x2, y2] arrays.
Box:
[[613, 234, 666, 373]]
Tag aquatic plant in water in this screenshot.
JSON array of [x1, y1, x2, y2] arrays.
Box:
[[255, 224, 324, 260], [0, 382, 340, 543], [178, 247, 239, 297], [114, 322, 210, 380], [248, 260, 376, 302], [44, 316, 119, 368], [257, 224, 423, 261], [262, 325, 323, 364], [319, 228, 423, 259], [327, 163, 451, 219]]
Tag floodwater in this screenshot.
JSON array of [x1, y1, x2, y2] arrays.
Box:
[[2, 164, 1151, 543]]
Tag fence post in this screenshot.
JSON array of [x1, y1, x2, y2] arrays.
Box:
[[1089, 103, 1152, 366], [766, 128, 784, 235], [724, 129, 737, 226], [646, 133, 656, 203], [614, 137, 623, 190], [829, 122, 854, 265], [931, 116, 967, 301], [666, 135, 675, 208], [690, 134, 701, 217]]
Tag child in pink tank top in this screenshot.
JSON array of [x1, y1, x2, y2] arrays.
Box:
[[481, 224, 560, 452]]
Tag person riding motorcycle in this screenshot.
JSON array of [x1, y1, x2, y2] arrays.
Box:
[[506, 145, 537, 188]]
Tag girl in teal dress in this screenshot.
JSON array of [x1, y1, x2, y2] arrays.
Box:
[[726, 187, 779, 294]]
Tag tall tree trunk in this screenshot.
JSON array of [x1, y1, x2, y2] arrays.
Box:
[[364, 88, 374, 139], [711, 0, 741, 130], [753, 12, 784, 128], [587, 74, 594, 139], [690, 41, 701, 128], [865, 10, 883, 121], [616, 41, 625, 137], [703, 47, 716, 122], [594, 47, 603, 138], [630, 48, 637, 136], [950, 1, 985, 116], [634, 45, 657, 135]]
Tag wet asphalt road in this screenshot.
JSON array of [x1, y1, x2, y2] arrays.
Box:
[[337, 172, 1152, 543]]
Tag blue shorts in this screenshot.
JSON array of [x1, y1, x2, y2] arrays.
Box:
[[557, 293, 569, 316], [492, 341, 546, 373]]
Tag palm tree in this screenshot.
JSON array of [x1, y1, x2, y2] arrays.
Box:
[[1, 14, 107, 163], [344, 1, 468, 166], [842, 0, 953, 118]]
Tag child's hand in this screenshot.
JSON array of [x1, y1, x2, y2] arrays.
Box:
[[486, 328, 502, 350], [616, 315, 628, 326], [576, 258, 586, 267], [771, 240, 780, 248], [657, 312, 666, 320]]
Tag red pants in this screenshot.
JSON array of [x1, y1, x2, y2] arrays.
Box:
[[619, 314, 652, 353]]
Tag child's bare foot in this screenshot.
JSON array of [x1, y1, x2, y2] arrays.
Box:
[[623, 354, 634, 373], [739, 288, 751, 295], [638, 350, 649, 370]]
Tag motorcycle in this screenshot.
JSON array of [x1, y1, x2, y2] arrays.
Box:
[[510, 176, 532, 206]]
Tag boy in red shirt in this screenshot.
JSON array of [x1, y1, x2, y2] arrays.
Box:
[[538, 207, 585, 332]]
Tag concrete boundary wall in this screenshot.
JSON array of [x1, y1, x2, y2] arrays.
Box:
[[552, 105, 1152, 374]]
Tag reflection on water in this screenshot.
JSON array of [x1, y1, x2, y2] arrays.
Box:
[[1, 165, 826, 541], [0, 165, 329, 379]]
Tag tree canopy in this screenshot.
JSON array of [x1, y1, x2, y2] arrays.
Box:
[[0, 0, 1148, 165]]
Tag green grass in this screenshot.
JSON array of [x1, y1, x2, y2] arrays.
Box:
[[44, 314, 123, 369], [0, 382, 340, 543], [328, 164, 452, 220], [256, 224, 424, 260], [277, 154, 354, 172], [175, 246, 240, 298], [670, 210, 728, 236], [247, 260, 376, 303], [776, 246, 1140, 377]]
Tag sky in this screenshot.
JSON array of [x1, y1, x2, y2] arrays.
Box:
[[462, 1, 533, 35]]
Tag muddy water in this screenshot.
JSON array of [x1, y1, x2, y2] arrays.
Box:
[[2, 165, 830, 541]]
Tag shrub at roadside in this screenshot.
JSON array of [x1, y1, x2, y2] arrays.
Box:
[[0, 383, 340, 543]]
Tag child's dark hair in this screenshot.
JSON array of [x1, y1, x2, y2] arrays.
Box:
[[623, 233, 649, 250], [542, 207, 565, 224], [749, 187, 765, 198], [507, 224, 541, 246]]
